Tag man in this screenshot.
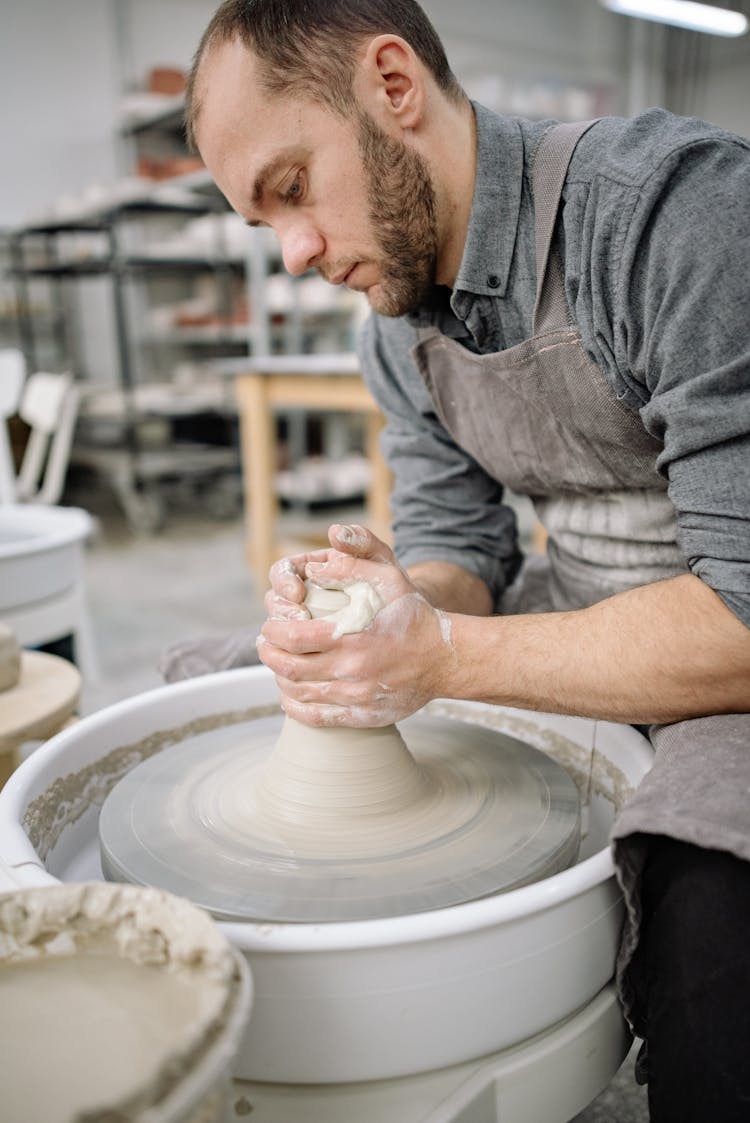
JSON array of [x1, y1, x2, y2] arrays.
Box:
[[185, 2, 750, 1118]]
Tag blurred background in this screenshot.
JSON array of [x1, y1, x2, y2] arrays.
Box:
[[2, 0, 749, 229], [0, 9, 746, 1114], [0, 0, 748, 716]]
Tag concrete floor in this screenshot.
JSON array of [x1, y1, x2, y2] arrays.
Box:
[[61, 487, 649, 1122], [77, 504, 266, 716]]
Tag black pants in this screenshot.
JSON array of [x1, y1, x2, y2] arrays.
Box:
[[637, 835, 750, 1123]]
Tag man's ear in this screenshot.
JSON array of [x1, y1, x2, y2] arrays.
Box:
[[356, 35, 425, 132]]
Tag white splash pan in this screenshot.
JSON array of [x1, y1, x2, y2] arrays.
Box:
[[0, 504, 93, 612], [0, 666, 652, 1084]]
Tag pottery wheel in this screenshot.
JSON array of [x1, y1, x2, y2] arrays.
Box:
[[99, 709, 581, 923]]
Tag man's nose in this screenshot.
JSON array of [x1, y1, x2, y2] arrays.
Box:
[[278, 221, 325, 277]]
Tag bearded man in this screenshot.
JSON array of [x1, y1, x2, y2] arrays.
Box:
[[184, 3, 750, 1120]]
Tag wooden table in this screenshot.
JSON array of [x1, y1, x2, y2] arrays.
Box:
[[220, 354, 392, 591], [0, 651, 80, 787]]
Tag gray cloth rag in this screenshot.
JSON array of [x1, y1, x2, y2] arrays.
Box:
[[159, 628, 262, 683]]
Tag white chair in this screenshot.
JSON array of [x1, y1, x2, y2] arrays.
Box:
[[1, 369, 98, 683], [0, 349, 26, 504], [15, 371, 80, 506]]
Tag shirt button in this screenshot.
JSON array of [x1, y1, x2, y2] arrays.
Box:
[[487, 274, 500, 288]]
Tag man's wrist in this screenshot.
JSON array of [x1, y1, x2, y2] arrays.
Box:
[[406, 560, 493, 615]]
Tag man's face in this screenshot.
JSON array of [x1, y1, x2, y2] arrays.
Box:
[[195, 39, 438, 317]]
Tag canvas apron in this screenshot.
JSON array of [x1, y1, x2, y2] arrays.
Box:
[[410, 121, 750, 1035]]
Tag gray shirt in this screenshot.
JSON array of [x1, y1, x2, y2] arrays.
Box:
[[358, 103, 750, 626]]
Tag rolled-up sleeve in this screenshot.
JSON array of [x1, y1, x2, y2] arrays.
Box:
[[618, 134, 750, 627], [358, 312, 521, 605]]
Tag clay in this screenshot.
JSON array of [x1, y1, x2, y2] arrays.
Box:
[[0, 883, 242, 1123], [304, 579, 383, 637], [100, 710, 582, 922], [218, 716, 487, 858], [99, 580, 581, 922], [0, 955, 214, 1122], [257, 579, 441, 853]]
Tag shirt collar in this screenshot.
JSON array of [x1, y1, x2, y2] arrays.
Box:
[[407, 102, 525, 330], [452, 102, 525, 301]]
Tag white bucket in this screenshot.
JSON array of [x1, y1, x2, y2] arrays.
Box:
[[0, 881, 252, 1123], [0, 504, 93, 611]]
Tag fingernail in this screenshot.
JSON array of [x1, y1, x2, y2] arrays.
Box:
[[306, 561, 324, 574], [337, 524, 367, 547]]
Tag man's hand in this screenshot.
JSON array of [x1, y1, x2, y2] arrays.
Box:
[[263, 523, 394, 623], [258, 524, 455, 727], [261, 529, 750, 727]]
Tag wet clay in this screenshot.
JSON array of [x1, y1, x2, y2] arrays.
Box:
[[99, 581, 581, 922], [100, 712, 581, 922], [304, 579, 384, 638], [194, 718, 493, 859], [0, 883, 243, 1123], [0, 955, 217, 1123], [258, 580, 463, 856]]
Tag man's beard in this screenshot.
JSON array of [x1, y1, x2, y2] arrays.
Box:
[[355, 110, 438, 317]]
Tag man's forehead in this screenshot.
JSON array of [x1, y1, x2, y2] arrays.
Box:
[[195, 37, 330, 164], [196, 37, 265, 117], [195, 42, 334, 220]]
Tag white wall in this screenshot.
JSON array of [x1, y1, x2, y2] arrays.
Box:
[[0, 0, 120, 226], [118, 0, 219, 91], [702, 31, 750, 138], [425, 0, 749, 131], [1, 0, 748, 228], [425, 0, 627, 114]]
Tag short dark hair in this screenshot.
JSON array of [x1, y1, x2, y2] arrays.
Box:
[[185, 0, 464, 150]]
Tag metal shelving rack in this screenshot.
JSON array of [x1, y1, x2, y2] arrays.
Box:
[[8, 75, 369, 530], [9, 196, 244, 531]]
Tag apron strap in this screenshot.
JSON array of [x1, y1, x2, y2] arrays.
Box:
[[532, 119, 599, 334]]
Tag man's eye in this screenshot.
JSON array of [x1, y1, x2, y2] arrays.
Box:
[[283, 173, 305, 202]]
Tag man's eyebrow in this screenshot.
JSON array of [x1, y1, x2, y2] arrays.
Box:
[[246, 149, 306, 223], [243, 157, 286, 227], [251, 154, 289, 205]]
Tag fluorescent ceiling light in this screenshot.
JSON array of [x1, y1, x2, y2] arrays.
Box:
[[601, 0, 749, 36]]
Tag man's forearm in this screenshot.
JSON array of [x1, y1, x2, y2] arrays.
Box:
[[443, 574, 750, 724], [407, 559, 494, 615]]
